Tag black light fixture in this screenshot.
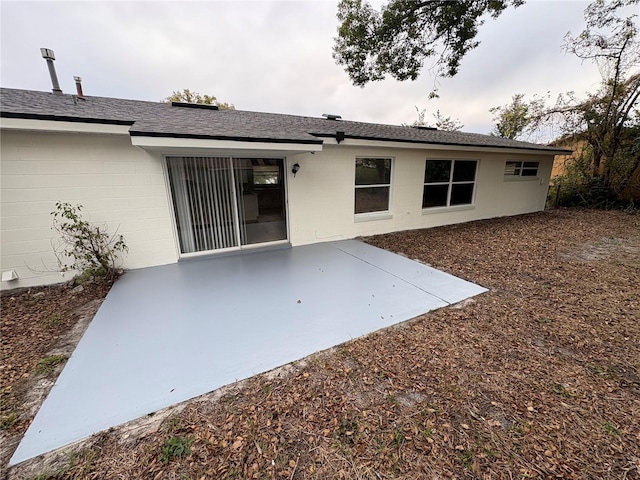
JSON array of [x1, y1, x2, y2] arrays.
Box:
[[291, 163, 301, 177]]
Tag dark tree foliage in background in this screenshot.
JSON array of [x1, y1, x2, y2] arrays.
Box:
[[164, 89, 235, 110], [556, 0, 640, 201], [490, 0, 639, 207], [333, 0, 524, 87]]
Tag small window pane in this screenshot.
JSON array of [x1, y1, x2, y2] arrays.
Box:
[[253, 167, 280, 185], [355, 187, 390, 213], [355, 158, 391, 185], [521, 168, 538, 176], [523, 162, 539, 168], [450, 183, 474, 205], [425, 160, 451, 183], [422, 185, 449, 208], [452, 160, 477, 182], [504, 161, 521, 175]]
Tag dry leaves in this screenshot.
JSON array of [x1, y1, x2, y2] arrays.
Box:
[[4, 208, 640, 479]]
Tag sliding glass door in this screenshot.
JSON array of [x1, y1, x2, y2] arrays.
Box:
[[166, 156, 286, 255]]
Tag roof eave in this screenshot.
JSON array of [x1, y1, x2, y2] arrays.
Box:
[[0, 111, 135, 126], [130, 134, 324, 154], [314, 134, 572, 155], [128, 130, 323, 145]]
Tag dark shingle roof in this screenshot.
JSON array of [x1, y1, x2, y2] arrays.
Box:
[[0, 88, 568, 153]]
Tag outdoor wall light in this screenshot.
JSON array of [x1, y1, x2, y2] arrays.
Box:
[[291, 163, 301, 177]]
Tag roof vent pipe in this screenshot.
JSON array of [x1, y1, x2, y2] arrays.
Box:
[[40, 48, 62, 94], [74, 76, 85, 99]]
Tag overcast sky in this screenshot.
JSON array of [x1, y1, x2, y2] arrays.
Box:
[[0, 0, 619, 135]]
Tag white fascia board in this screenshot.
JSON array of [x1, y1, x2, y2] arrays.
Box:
[[0, 117, 131, 135], [130, 136, 324, 154], [322, 137, 568, 156]]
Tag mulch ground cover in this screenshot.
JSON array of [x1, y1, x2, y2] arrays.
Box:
[[2, 208, 639, 479]]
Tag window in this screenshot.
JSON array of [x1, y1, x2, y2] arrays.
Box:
[[423, 159, 477, 209], [253, 165, 280, 185], [355, 157, 392, 214], [504, 161, 539, 177]]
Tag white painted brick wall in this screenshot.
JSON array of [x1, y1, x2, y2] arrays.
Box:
[[1, 131, 178, 290], [1, 129, 555, 290], [287, 145, 554, 246]]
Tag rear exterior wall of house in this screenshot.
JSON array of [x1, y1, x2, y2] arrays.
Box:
[[0, 130, 178, 289], [0, 130, 554, 290], [287, 145, 553, 245]]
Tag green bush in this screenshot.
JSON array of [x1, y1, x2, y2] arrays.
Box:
[[51, 202, 128, 282]]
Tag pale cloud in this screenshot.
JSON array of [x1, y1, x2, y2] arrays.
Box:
[[0, 0, 620, 137]]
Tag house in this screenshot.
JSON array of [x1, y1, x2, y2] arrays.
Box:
[[0, 87, 570, 290]]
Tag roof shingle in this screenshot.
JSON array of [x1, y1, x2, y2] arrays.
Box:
[[0, 88, 568, 153]]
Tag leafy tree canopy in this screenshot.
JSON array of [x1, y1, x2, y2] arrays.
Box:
[[333, 0, 524, 86], [407, 106, 463, 131], [489, 93, 547, 140], [164, 89, 235, 110]]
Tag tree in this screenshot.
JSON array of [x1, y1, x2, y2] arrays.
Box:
[[432, 110, 464, 131], [489, 93, 546, 140], [558, 0, 639, 187], [499, 0, 640, 205], [406, 106, 464, 131], [333, 0, 524, 87], [164, 89, 235, 110]]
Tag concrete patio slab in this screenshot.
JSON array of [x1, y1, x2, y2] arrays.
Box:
[[10, 240, 486, 465]]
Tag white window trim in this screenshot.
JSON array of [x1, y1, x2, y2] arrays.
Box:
[[504, 160, 540, 180], [422, 204, 475, 215], [354, 156, 394, 220], [355, 212, 393, 222], [422, 159, 478, 211]]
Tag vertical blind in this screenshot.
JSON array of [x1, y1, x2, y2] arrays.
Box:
[[167, 157, 242, 253]]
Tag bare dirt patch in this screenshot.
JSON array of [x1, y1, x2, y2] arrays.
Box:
[[558, 236, 640, 262], [3, 209, 640, 479]]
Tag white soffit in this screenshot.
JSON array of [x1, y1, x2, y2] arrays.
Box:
[[322, 137, 568, 156], [0, 118, 131, 135], [130, 136, 324, 155]]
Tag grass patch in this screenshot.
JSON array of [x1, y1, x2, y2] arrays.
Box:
[[603, 422, 620, 436], [43, 314, 64, 328], [0, 411, 19, 430], [160, 435, 194, 463], [34, 355, 68, 375]]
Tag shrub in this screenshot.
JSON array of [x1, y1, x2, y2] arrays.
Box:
[[51, 202, 128, 282]]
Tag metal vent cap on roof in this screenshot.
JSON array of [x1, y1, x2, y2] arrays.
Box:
[[322, 113, 342, 120]]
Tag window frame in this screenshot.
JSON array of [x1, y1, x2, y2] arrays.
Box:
[[422, 159, 478, 212], [504, 160, 540, 180], [354, 156, 394, 219]]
